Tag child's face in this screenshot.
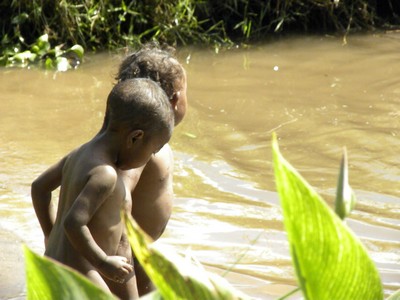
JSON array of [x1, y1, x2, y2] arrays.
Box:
[[173, 67, 188, 126], [119, 128, 171, 170]]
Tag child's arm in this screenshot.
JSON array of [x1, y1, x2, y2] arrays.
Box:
[[64, 165, 133, 282], [31, 156, 67, 245]]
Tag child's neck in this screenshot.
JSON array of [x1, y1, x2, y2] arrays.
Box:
[[92, 129, 123, 168]]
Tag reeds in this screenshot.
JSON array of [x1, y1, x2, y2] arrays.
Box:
[[200, 0, 400, 41]]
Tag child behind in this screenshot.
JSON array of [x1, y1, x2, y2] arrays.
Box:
[[109, 43, 188, 296], [34, 78, 174, 296]]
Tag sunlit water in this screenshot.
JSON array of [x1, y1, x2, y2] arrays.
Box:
[[0, 33, 399, 299]]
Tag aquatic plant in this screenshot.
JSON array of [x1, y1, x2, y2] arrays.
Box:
[[334, 147, 357, 220], [1, 33, 84, 71]]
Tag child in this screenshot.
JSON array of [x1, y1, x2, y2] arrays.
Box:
[[32, 78, 174, 298], [32, 43, 188, 298], [111, 43, 188, 296]]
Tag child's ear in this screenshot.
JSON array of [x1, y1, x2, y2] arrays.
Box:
[[129, 129, 144, 146], [170, 91, 180, 109]]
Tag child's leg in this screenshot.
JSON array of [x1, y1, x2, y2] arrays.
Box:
[[86, 269, 112, 292], [105, 272, 139, 300]]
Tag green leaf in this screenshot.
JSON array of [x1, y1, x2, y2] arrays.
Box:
[[139, 290, 163, 300], [335, 147, 356, 219], [56, 57, 71, 72], [12, 13, 29, 25], [53, 46, 64, 58], [44, 57, 54, 69], [70, 44, 85, 60], [183, 132, 197, 138], [12, 50, 36, 63], [23, 245, 116, 300], [31, 45, 40, 54], [387, 289, 400, 300], [272, 133, 383, 300], [123, 212, 250, 300], [36, 34, 51, 53], [37, 34, 49, 43]]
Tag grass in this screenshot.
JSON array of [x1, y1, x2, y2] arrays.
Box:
[[1, 0, 400, 53], [1, 0, 399, 69]]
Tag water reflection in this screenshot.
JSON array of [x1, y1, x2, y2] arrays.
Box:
[[0, 34, 399, 299]]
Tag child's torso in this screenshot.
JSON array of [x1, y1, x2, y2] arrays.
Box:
[[46, 142, 127, 267]]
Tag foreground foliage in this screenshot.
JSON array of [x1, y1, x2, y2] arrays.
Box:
[[123, 212, 249, 300], [24, 246, 116, 300], [272, 134, 383, 300]]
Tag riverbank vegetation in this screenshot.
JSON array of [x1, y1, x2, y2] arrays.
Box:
[[1, 0, 400, 68]]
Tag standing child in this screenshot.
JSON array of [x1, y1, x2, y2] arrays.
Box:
[[32, 78, 174, 298], [110, 43, 188, 296]]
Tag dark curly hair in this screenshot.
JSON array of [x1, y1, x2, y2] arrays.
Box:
[[116, 42, 184, 100], [107, 78, 173, 135], [98, 42, 184, 133]]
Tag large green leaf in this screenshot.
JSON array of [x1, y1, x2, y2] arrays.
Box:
[[272, 134, 383, 300], [24, 245, 116, 300], [123, 212, 250, 300]]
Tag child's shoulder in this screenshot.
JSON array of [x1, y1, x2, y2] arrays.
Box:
[[90, 164, 118, 181], [64, 143, 118, 183]]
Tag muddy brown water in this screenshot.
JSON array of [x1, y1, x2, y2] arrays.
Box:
[[0, 33, 399, 299]]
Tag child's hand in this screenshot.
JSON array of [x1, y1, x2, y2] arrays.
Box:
[[98, 255, 134, 283]]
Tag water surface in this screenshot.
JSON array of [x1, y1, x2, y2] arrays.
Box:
[[0, 33, 399, 299]]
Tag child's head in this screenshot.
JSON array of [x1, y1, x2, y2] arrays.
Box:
[[116, 42, 187, 126], [106, 78, 174, 169]]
